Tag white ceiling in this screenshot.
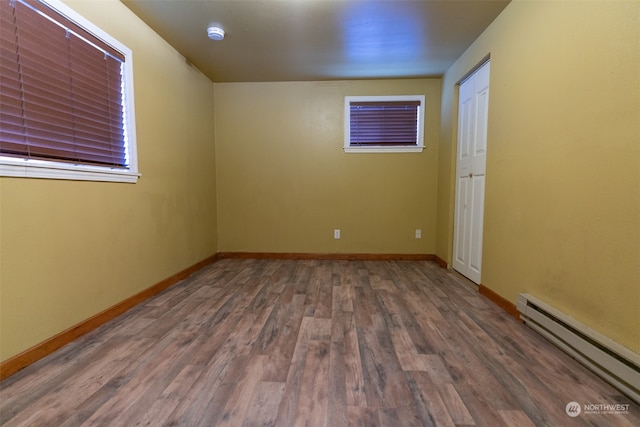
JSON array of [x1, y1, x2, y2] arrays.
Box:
[[121, 0, 510, 82]]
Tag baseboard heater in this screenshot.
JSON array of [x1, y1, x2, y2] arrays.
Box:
[[516, 293, 640, 404]]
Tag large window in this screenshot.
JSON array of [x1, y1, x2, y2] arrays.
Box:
[[0, 0, 138, 183], [344, 95, 425, 153]]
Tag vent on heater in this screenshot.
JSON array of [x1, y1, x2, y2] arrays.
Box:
[[517, 293, 640, 404]]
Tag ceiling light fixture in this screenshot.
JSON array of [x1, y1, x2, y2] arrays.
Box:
[[207, 26, 225, 41]]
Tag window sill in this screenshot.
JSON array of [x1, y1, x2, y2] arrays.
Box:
[[0, 159, 140, 183], [343, 146, 424, 154]]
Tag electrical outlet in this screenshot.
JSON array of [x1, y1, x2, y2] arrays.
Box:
[[334, 229, 341, 239], [415, 229, 422, 239]]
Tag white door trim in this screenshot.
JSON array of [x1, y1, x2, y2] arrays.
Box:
[[452, 60, 490, 284]]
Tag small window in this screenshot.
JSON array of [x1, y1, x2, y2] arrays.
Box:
[[344, 95, 425, 153], [0, 0, 138, 183]]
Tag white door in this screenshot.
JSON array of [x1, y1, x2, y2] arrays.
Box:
[[453, 61, 490, 284]]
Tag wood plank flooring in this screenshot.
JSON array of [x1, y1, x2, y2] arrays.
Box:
[[1, 259, 638, 426]]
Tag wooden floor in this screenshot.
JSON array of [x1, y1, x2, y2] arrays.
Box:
[[0, 259, 637, 426]]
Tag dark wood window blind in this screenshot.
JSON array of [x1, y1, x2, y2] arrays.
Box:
[[349, 100, 420, 146], [0, 0, 128, 168]]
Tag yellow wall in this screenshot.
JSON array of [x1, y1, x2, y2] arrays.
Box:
[[0, 0, 217, 361], [437, 0, 640, 352], [214, 80, 441, 254]]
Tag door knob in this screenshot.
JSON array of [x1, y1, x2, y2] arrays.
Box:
[[469, 173, 473, 178]]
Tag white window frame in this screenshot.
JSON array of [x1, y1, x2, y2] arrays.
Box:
[[344, 95, 425, 153], [0, 0, 139, 183]]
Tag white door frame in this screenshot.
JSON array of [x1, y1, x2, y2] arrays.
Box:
[[452, 60, 490, 284]]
